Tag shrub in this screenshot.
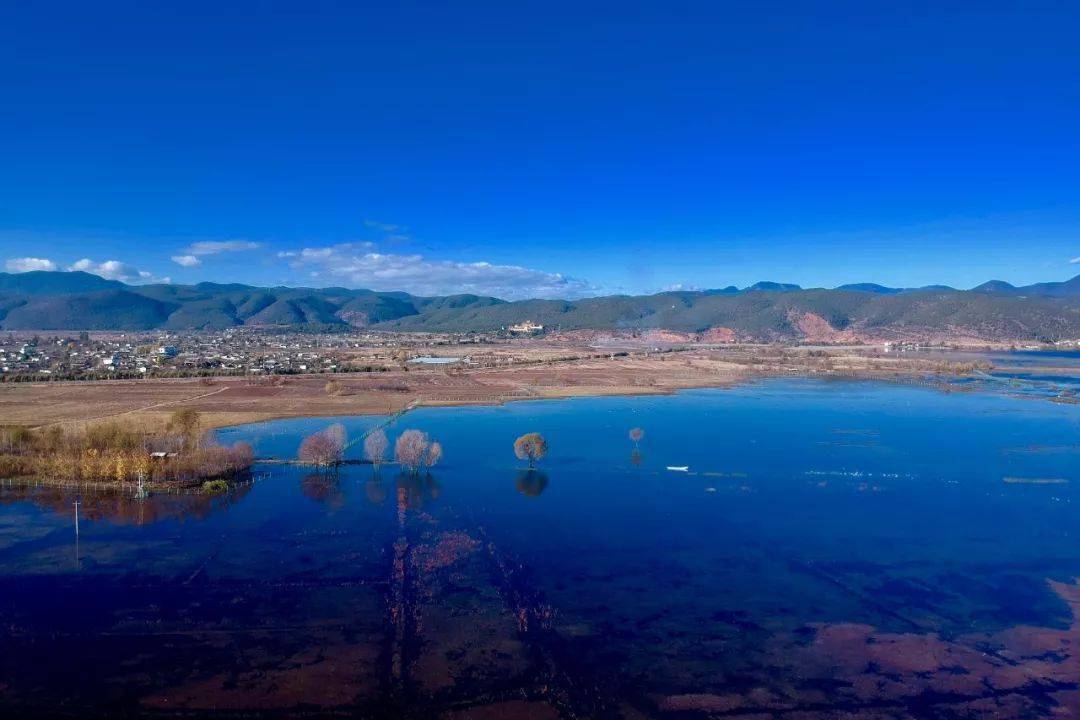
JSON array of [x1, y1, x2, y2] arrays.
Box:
[[202, 479, 229, 495]]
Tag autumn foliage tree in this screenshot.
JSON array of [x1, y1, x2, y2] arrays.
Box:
[[514, 433, 547, 468], [629, 427, 644, 449], [168, 408, 202, 450]]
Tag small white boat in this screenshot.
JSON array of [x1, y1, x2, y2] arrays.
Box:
[[666, 466, 689, 472]]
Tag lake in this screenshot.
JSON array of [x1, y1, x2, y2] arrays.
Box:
[[2, 379, 1080, 718]]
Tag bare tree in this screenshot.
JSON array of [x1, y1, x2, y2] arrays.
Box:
[[168, 408, 201, 449], [299, 424, 346, 469], [514, 433, 548, 468], [324, 423, 347, 454], [364, 428, 389, 466], [424, 440, 443, 469], [395, 429, 430, 474]]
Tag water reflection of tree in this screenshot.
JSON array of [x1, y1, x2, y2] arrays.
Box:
[[515, 469, 549, 497], [365, 469, 388, 505], [300, 472, 346, 509], [395, 471, 441, 512], [630, 449, 643, 467], [0, 483, 253, 526]]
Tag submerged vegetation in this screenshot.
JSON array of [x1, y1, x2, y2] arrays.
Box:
[[0, 410, 253, 489]]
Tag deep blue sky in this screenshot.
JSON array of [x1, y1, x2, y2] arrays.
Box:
[[1, 1, 1078, 298]]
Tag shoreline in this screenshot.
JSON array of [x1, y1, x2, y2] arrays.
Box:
[[3, 368, 1073, 495], [1, 344, 1074, 433]]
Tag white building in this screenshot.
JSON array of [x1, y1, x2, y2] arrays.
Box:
[[508, 321, 544, 334]]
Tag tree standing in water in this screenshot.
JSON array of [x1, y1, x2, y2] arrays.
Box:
[[514, 433, 548, 468], [364, 428, 389, 466], [298, 424, 346, 470], [395, 429, 430, 475], [629, 427, 644, 449], [424, 440, 443, 470]]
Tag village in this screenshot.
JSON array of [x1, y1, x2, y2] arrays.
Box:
[[0, 326, 553, 381]]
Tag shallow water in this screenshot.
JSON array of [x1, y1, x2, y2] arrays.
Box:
[[3, 379, 1080, 718]]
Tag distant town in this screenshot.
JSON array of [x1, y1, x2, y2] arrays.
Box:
[[2, 320, 1075, 384], [0, 328, 504, 381]]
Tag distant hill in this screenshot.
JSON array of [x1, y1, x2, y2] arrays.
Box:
[[0, 270, 123, 295], [835, 283, 903, 294], [972, 275, 1080, 298], [0, 271, 1078, 342]]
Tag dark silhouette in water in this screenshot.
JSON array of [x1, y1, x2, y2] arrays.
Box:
[[515, 468, 549, 497]]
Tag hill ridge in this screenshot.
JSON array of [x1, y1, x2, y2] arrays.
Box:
[[0, 271, 1078, 341]]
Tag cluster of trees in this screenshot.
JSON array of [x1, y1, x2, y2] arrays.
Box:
[[297, 425, 443, 475], [0, 410, 253, 487], [359, 426, 443, 474], [393, 429, 442, 474]]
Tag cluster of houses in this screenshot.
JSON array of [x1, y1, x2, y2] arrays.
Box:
[[0, 328, 508, 380]]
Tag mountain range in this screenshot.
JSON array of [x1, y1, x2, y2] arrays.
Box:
[[1, 270, 1078, 342]]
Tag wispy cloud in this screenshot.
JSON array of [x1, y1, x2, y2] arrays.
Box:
[[185, 240, 261, 256], [363, 219, 411, 244], [280, 244, 595, 300], [363, 219, 402, 233], [5, 257, 58, 273], [171, 254, 201, 267], [68, 258, 167, 284], [1071, 256, 1080, 264]]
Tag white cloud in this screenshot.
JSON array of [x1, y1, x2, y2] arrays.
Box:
[[185, 240, 260, 256], [68, 258, 165, 284], [281, 244, 595, 300], [171, 254, 201, 267], [5, 257, 58, 273], [1071, 256, 1080, 264]]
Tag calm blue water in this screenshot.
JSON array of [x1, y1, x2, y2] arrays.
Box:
[[2, 379, 1079, 718]]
